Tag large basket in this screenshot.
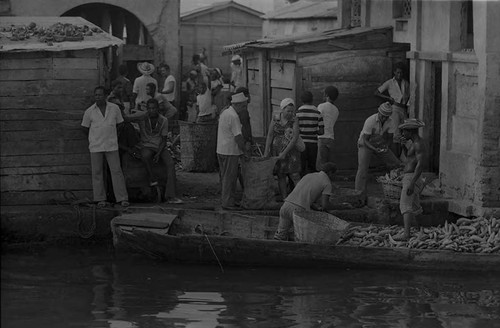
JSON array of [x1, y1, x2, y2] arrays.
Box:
[[379, 180, 403, 199], [293, 210, 350, 245]]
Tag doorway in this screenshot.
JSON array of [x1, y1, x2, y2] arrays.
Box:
[[430, 62, 442, 173]]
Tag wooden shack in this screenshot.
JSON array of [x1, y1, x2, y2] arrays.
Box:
[[223, 26, 409, 169], [0, 17, 123, 210], [180, 0, 263, 79]]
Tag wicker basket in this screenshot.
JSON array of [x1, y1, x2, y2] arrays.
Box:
[[379, 180, 403, 199], [293, 210, 350, 245]]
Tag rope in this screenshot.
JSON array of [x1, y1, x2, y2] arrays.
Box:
[[62, 190, 97, 239], [195, 224, 224, 273]]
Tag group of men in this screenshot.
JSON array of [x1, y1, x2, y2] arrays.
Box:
[[81, 62, 182, 208], [82, 60, 425, 241]]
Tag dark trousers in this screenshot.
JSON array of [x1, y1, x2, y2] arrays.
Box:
[[217, 154, 240, 207], [301, 142, 318, 176]]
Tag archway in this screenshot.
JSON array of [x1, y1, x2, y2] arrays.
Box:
[[62, 3, 155, 82]]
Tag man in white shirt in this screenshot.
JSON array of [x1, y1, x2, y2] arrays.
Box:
[[274, 162, 338, 241], [81, 86, 129, 207], [354, 102, 401, 194], [375, 62, 410, 156], [316, 86, 340, 171], [216, 92, 249, 210], [159, 64, 176, 106], [131, 62, 157, 111]]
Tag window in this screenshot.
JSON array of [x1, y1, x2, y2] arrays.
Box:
[[393, 0, 411, 19], [461, 0, 474, 50], [351, 0, 361, 27]]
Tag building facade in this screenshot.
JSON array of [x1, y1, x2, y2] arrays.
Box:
[[351, 0, 499, 216]]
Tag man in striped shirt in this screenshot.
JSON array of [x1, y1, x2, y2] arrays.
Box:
[[296, 91, 324, 175]]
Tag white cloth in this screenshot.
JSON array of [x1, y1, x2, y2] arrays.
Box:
[[162, 74, 176, 102], [216, 106, 243, 156], [133, 75, 157, 104], [197, 89, 213, 117], [317, 101, 339, 140], [378, 78, 410, 105], [357, 113, 392, 145], [81, 102, 123, 153], [285, 171, 333, 210]]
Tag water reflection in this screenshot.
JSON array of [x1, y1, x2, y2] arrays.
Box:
[[2, 245, 500, 328]]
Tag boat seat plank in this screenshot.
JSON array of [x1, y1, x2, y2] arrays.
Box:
[[113, 213, 178, 229]]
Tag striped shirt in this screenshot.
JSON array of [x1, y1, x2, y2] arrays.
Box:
[[296, 105, 324, 143]]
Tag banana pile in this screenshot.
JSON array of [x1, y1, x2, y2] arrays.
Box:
[[1, 22, 102, 43], [337, 217, 500, 253]]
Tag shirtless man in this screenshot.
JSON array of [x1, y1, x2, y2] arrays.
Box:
[[395, 118, 426, 241]]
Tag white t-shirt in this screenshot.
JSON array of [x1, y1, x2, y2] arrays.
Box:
[[357, 113, 392, 145], [81, 102, 123, 153], [285, 171, 333, 210], [162, 75, 176, 102], [133, 75, 157, 104], [317, 102, 339, 140], [197, 89, 213, 117], [216, 106, 243, 156]]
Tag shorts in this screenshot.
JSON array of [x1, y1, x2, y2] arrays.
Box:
[[400, 173, 423, 215]]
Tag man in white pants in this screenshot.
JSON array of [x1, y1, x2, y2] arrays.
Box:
[[81, 86, 129, 207]]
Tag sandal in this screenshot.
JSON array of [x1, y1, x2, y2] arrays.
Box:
[[97, 201, 107, 208], [120, 201, 130, 207]]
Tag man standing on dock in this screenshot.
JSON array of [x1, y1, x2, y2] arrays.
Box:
[[216, 92, 249, 210], [394, 118, 426, 241], [274, 162, 338, 241], [316, 86, 339, 171], [354, 102, 401, 195], [81, 86, 129, 208]]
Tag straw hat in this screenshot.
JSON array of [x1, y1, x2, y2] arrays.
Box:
[[280, 98, 295, 110], [231, 92, 248, 104], [378, 102, 393, 116], [137, 62, 155, 75], [399, 118, 425, 130], [231, 55, 242, 62]]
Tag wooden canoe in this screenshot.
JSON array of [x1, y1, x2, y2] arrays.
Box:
[[111, 207, 500, 272]]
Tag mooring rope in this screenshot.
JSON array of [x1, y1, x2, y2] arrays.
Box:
[[195, 224, 224, 273], [63, 191, 97, 239]]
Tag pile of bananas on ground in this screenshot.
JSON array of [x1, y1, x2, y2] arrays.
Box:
[[337, 216, 500, 253], [376, 168, 404, 184], [1, 22, 102, 44]]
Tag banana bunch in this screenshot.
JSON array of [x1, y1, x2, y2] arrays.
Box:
[[337, 217, 500, 253]]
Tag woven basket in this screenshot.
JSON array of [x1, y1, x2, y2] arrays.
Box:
[[379, 180, 403, 199], [293, 210, 350, 245]]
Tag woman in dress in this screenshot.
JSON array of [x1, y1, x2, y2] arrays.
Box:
[[264, 98, 302, 200]]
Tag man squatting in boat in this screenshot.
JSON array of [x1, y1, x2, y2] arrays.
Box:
[[274, 162, 348, 241]]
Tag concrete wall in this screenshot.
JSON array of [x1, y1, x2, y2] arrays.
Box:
[[8, 0, 180, 78], [263, 19, 339, 38]]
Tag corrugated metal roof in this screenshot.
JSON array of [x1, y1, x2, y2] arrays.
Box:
[[181, 0, 263, 20], [0, 16, 123, 53], [223, 26, 392, 52], [262, 0, 337, 20]]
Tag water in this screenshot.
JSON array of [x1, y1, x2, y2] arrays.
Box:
[[2, 244, 500, 328]]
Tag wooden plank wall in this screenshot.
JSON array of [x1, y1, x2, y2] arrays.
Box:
[[0, 49, 101, 205], [298, 48, 394, 169], [269, 50, 296, 121]]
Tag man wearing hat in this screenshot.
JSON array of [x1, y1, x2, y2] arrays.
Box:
[[131, 62, 157, 111], [394, 118, 426, 241], [216, 92, 249, 210], [354, 102, 401, 194]]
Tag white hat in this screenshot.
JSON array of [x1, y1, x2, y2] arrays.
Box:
[[231, 92, 248, 104], [137, 62, 155, 75], [280, 98, 295, 110], [231, 55, 242, 62]]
